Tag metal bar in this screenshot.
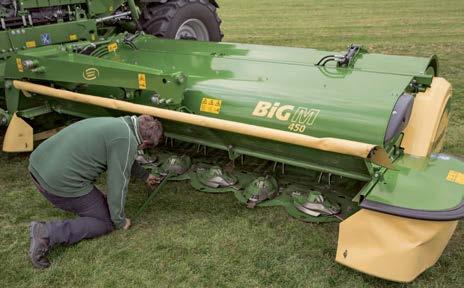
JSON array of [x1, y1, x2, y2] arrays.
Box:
[[95, 11, 132, 23], [0, 108, 9, 126], [33, 126, 65, 141], [17, 103, 52, 118], [133, 175, 171, 220]]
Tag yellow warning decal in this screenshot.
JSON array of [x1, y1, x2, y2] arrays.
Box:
[[16, 58, 24, 72], [446, 170, 464, 185], [107, 43, 118, 53], [200, 98, 222, 114], [69, 34, 78, 41], [25, 41, 36, 48], [138, 74, 147, 90]]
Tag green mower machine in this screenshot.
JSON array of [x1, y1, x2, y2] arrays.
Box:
[[0, 0, 462, 282]]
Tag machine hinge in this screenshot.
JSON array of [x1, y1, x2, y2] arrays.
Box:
[[315, 44, 366, 68]]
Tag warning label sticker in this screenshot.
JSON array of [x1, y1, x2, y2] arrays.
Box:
[[138, 73, 147, 90], [107, 43, 118, 53], [200, 98, 222, 114], [25, 41, 36, 48], [446, 170, 464, 185], [16, 58, 24, 72]]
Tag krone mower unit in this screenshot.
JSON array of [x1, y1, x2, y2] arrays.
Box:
[[0, 0, 462, 283]]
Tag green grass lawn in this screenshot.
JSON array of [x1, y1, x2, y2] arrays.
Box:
[[1, 0, 464, 287]]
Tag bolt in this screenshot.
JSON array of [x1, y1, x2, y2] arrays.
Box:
[[23, 59, 38, 70], [125, 91, 134, 99], [175, 73, 187, 85], [5, 80, 12, 89], [150, 93, 160, 104], [0, 116, 7, 126], [31, 66, 46, 73]]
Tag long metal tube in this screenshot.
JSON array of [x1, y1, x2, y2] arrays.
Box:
[[95, 11, 132, 23], [13, 80, 384, 161]]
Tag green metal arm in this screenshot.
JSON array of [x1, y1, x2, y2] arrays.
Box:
[[127, 0, 140, 21], [133, 174, 172, 221]]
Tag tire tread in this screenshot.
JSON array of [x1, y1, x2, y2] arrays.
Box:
[[140, 0, 223, 40]]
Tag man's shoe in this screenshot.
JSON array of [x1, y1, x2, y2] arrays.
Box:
[[29, 221, 50, 269]]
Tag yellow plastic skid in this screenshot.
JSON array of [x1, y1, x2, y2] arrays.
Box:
[[336, 209, 458, 282]]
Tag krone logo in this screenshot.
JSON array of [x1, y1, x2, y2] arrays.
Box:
[[83, 68, 99, 80]]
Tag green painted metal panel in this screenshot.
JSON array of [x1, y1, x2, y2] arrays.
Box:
[[19, 0, 86, 9], [0, 31, 11, 57], [0, 20, 97, 57], [5, 43, 186, 102], [110, 36, 432, 146], [0, 61, 5, 88], [366, 154, 464, 211], [354, 53, 437, 77], [87, 0, 127, 16]]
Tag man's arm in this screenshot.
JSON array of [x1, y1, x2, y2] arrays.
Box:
[[132, 158, 162, 187], [131, 161, 149, 182], [106, 138, 137, 229]]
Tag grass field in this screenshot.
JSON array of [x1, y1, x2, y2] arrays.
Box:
[[1, 0, 464, 287]]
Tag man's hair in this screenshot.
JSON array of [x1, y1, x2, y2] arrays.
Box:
[[138, 115, 163, 146]]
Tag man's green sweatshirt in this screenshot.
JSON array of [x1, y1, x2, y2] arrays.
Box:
[[29, 116, 148, 229]]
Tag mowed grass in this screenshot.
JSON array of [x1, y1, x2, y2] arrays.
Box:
[[1, 0, 464, 287]]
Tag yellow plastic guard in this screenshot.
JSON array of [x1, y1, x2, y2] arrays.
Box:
[[12, 80, 388, 161], [402, 77, 452, 157], [2, 113, 33, 152], [336, 209, 458, 282]]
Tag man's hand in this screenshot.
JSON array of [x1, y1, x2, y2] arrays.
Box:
[[146, 174, 161, 187], [123, 218, 132, 230]]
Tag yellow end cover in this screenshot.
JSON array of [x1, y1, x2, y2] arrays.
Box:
[[402, 77, 452, 157], [2, 113, 33, 152], [336, 209, 457, 282]]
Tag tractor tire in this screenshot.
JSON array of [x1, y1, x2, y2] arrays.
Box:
[[140, 0, 223, 42]]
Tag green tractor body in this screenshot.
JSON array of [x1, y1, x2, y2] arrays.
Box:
[[0, 0, 462, 282]]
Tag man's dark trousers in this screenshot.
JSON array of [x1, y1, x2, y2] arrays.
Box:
[[31, 174, 114, 246]]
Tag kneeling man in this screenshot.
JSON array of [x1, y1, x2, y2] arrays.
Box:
[[28, 115, 163, 268]]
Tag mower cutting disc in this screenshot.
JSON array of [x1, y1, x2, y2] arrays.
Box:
[[241, 176, 279, 208], [196, 166, 237, 188], [160, 155, 192, 176], [293, 190, 341, 217]]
